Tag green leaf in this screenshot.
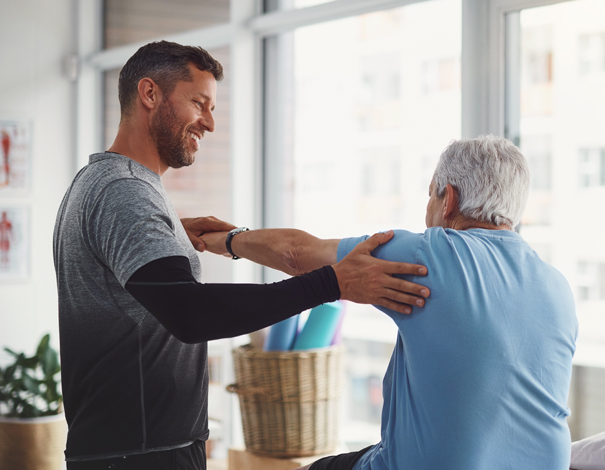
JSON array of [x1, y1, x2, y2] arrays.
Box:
[[36, 334, 50, 359], [44, 378, 58, 400], [21, 355, 39, 369], [20, 403, 41, 418], [41, 348, 60, 378], [3, 347, 18, 357], [21, 373, 41, 395], [14, 353, 26, 367], [14, 378, 27, 392], [4, 365, 16, 382]]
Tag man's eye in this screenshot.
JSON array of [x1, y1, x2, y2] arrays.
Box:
[[194, 101, 203, 108]]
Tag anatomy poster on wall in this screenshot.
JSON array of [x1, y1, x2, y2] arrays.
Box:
[[0, 206, 29, 280], [0, 120, 31, 192]]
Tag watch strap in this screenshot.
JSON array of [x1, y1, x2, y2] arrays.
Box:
[[226, 227, 249, 260]]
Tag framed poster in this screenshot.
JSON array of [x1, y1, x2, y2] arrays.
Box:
[[0, 206, 29, 280], [0, 120, 31, 192]]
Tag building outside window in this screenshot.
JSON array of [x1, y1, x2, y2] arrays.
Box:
[[578, 148, 605, 188], [578, 32, 605, 75]]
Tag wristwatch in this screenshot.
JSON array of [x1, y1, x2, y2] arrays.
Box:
[[225, 227, 249, 260]]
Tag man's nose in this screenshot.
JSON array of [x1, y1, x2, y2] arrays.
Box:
[[201, 112, 215, 133]]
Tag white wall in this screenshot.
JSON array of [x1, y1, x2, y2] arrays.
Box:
[[0, 0, 75, 360]]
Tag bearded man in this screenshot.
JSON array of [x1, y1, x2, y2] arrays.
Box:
[[53, 41, 430, 470]]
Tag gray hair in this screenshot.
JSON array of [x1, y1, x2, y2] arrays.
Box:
[[432, 135, 530, 227]]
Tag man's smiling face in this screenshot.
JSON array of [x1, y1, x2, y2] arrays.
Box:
[[151, 64, 217, 169]]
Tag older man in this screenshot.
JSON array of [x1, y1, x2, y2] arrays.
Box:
[[202, 135, 578, 470]]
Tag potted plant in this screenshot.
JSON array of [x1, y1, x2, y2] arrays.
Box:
[[0, 333, 66, 470]]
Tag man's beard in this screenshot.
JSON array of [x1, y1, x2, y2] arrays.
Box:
[[151, 99, 196, 169]]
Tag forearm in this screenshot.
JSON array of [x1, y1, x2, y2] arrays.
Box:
[[229, 229, 340, 276], [125, 256, 340, 343]]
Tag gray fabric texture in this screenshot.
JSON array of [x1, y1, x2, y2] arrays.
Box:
[[53, 152, 207, 461]]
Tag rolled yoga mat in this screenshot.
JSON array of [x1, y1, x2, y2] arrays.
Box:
[[330, 302, 346, 345], [264, 315, 299, 351], [292, 301, 343, 350]]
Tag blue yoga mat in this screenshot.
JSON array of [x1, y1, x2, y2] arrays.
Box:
[[264, 315, 299, 351], [292, 301, 343, 350]]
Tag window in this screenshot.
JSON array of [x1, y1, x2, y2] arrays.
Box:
[[421, 58, 460, 94], [577, 261, 605, 302], [579, 33, 605, 75], [360, 147, 401, 197], [520, 25, 553, 116], [578, 148, 605, 188], [506, 0, 605, 441], [522, 134, 552, 191], [265, 0, 461, 446], [520, 135, 552, 226]]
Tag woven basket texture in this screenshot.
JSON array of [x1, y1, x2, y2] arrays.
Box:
[[230, 344, 344, 458]]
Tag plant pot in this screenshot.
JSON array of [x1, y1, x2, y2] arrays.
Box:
[[0, 413, 67, 470]]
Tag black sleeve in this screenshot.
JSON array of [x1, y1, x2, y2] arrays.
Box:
[[125, 256, 340, 344]]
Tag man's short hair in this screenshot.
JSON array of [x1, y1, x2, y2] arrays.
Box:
[[432, 135, 530, 227], [118, 40, 224, 116]]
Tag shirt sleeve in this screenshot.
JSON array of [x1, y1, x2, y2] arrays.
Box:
[[337, 235, 371, 262], [337, 230, 423, 320], [125, 256, 341, 343], [84, 178, 189, 286]]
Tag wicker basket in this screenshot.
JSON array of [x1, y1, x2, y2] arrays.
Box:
[[228, 344, 344, 458]]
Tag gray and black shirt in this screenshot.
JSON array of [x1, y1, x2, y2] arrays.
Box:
[[53, 152, 340, 461]]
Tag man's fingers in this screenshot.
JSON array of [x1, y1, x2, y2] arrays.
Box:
[[379, 286, 426, 307], [201, 218, 236, 233], [375, 297, 413, 315], [383, 276, 430, 299], [186, 232, 206, 252], [375, 258, 428, 276], [355, 230, 394, 253], [184, 216, 236, 234]]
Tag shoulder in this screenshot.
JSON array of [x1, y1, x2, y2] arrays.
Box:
[[82, 171, 171, 232], [80, 154, 163, 202], [337, 230, 425, 263]]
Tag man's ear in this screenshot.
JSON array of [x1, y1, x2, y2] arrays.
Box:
[[442, 184, 459, 220], [137, 77, 161, 111]]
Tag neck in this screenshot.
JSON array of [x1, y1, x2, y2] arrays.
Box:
[[107, 118, 168, 176], [449, 215, 511, 232]]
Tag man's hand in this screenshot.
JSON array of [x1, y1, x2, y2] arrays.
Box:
[[332, 230, 429, 314], [180, 217, 236, 252], [199, 230, 231, 256]]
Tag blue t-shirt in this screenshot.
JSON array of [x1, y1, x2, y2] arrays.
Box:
[[338, 228, 577, 470]]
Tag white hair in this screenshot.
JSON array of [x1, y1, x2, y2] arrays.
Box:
[[432, 135, 530, 227]]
